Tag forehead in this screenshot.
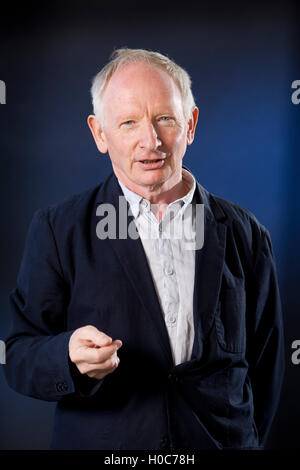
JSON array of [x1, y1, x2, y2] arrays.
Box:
[[102, 62, 182, 111]]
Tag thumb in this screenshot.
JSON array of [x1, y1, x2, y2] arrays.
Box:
[[113, 339, 123, 350]]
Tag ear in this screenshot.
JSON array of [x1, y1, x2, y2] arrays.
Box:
[[87, 115, 108, 154], [186, 107, 199, 146]]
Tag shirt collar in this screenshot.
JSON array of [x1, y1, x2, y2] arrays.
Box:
[[117, 180, 143, 218], [117, 168, 196, 219]]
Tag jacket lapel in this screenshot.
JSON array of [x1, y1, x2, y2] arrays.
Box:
[[191, 183, 227, 360]]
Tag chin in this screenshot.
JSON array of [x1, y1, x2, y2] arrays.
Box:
[[136, 167, 171, 186], [139, 174, 167, 187]]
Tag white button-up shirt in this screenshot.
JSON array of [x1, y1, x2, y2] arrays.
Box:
[[118, 168, 196, 365]]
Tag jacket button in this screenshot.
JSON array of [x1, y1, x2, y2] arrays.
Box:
[[168, 373, 179, 383], [56, 382, 68, 392], [62, 382, 68, 391]]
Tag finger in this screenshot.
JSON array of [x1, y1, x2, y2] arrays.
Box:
[[82, 356, 120, 377], [83, 356, 120, 379], [93, 338, 122, 351], [75, 343, 119, 364], [95, 343, 121, 363], [100, 352, 120, 369], [113, 339, 122, 350], [80, 325, 113, 348], [89, 359, 120, 379]]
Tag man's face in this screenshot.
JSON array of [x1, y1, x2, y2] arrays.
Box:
[[89, 62, 198, 194]]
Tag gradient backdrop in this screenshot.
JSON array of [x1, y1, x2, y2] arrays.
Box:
[[0, 0, 299, 449]]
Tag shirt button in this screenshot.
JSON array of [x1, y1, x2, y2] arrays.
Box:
[[164, 266, 174, 276], [141, 200, 149, 209], [167, 315, 176, 324]]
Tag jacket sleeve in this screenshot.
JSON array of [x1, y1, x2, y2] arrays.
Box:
[[4, 209, 104, 401], [247, 227, 285, 447]]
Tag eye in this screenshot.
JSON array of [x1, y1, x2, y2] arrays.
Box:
[[122, 120, 135, 126], [158, 116, 175, 124]]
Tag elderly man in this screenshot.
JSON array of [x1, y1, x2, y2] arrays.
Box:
[[4, 48, 284, 450]]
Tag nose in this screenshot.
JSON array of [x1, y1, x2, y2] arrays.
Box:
[[138, 121, 162, 151]]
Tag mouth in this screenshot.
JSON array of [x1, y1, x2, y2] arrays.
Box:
[[137, 158, 166, 170]]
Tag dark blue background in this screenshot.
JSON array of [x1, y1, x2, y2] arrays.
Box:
[[0, 0, 299, 449]]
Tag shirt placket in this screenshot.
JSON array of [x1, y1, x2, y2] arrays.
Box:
[[156, 207, 180, 363]]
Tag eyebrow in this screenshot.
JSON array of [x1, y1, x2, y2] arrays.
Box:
[[116, 110, 176, 121]]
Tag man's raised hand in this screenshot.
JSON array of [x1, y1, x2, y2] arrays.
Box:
[[69, 325, 122, 380]]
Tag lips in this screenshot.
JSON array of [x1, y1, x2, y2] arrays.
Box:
[[137, 158, 165, 170]]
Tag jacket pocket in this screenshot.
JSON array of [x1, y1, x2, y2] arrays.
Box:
[[215, 286, 246, 353]]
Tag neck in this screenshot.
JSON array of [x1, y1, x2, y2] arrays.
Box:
[[116, 168, 192, 222], [115, 170, 190, 206]]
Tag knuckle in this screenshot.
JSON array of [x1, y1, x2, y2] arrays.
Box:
[[108, 356, 119, 369], [97, 350, 104, 362], [103, 357, 113, 369], [94, 372, 105, 380], [87, 371, 96, 378], [109, 357, 116, 368], [114, 358, 120, 369], [69, 351, 78, 363], [75, 365, 85, 374], [78, 364, 88, 375], [69, 333, 79, 347], [100, 332, 112, 344], [84, 325, 95, 335]]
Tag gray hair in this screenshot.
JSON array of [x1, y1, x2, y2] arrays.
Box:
[[90, 48, 196, 127]]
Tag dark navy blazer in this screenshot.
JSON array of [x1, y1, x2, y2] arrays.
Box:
[[4, 167, 285, 450]]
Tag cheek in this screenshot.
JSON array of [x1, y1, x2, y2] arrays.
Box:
[[106, 135, 132, 161], [164, 128, 187, 152]]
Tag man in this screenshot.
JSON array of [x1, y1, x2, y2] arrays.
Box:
[[4, 48, 285, 450]]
